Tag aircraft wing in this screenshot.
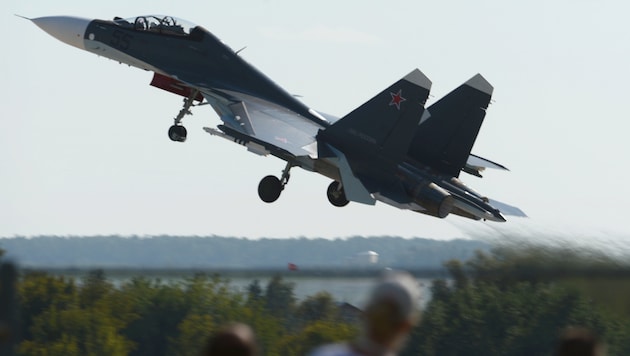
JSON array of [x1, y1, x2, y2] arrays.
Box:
[[202, 90, 324, 158], [149, 72, 324, 158]]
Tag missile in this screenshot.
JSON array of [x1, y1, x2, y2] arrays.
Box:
[[203, 127, 270, 156]]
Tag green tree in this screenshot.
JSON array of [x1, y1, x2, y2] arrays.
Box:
[[239, 293, 284, 355], [405, 248, 630, 355], [264, 275, 296, 319], [278, 320, 357, 356], [18, 272, 77, 341], [246, 279, 263, 305], [295, 292, 337, 325], [168, 274, 249, 355], [17, 271, 132, 356], [170, 313, 214, 356], [19, 306, 132, 356], [79, 269, 112, 308], [121, 280, 188, 356]]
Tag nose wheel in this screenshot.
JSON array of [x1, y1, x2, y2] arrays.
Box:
[[168, 125, 187, 142], [258, 163, 293, 203], [168, 89, 200, 143]]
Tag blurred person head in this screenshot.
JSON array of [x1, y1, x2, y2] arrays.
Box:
[[309, 270, 421, 356], [357, 270, 422, 353], [202, 323, 257, 356], [555, 327, 606, 356]]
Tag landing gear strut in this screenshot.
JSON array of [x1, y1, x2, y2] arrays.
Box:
[[258, 162, 293, 203], [327, 181, 349, 207], [168, 89, 200, 142]]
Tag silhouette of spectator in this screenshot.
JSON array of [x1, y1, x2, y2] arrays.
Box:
[[309, 270, 421, 356], [555, 327, 606, 356], [201, 323, 258, 356]]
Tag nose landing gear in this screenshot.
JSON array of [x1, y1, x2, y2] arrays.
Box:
[[168, 89, 200, 142], [168, 125, 188, 142]]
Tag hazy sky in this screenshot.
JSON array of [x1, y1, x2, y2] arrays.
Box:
[[2, 1, 630, 251]]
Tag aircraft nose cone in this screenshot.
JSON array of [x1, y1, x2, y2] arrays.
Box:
[[31, 16, 91, 50]]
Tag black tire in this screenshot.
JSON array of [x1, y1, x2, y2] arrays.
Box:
[[168, 125, 187, 142], [258, 175, 282, 203], [327, 181, 349, 207]]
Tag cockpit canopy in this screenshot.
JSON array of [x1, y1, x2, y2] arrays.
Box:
[[113, 15, 198, 36]]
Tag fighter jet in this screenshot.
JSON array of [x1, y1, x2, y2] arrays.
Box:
[[25, 14, 525, 222]]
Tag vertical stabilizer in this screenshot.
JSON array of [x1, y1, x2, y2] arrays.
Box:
[[318, 69, 432, 163], [408, 74, 493, 176]]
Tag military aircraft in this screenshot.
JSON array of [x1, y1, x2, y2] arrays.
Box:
[[24, 14, 525, 222]]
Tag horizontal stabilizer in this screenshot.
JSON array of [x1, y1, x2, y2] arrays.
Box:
[[464, 154, 509, 177], [488, 198, 527, 217]]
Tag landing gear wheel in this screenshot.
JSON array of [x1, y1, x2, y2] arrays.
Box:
[[168, 125, 187, 142], [258, 175, 283, 203], [327, 181, 349, 207]]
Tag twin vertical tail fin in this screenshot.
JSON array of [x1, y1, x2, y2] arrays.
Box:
[[318, 69, 432, 163], [407, 74, 494, 177]]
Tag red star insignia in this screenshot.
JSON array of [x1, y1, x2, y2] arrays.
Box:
[[389, 89, 406, 110]]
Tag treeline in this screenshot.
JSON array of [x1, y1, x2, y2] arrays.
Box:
[[0, 236, 489, 268], [410, 247, 630, 355], [14, 271, 357, 355], [4, 246, 630, 355]]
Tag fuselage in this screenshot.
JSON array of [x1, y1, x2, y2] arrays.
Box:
[[29, 14, 506, 222]]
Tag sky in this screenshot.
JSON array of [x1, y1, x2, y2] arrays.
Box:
[[2, 1, 630, 253]]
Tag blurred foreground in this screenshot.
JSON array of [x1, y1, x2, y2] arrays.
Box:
[[1, 246, 630, 355]]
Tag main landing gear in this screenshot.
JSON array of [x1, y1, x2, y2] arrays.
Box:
[[327, 181, 349, 207], [257, 163, 350, 208], [168, 89, 200, 142], [258, 163, 293, 203]]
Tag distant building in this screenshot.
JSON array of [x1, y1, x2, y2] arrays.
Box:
[[338, 302, 362, 323]]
